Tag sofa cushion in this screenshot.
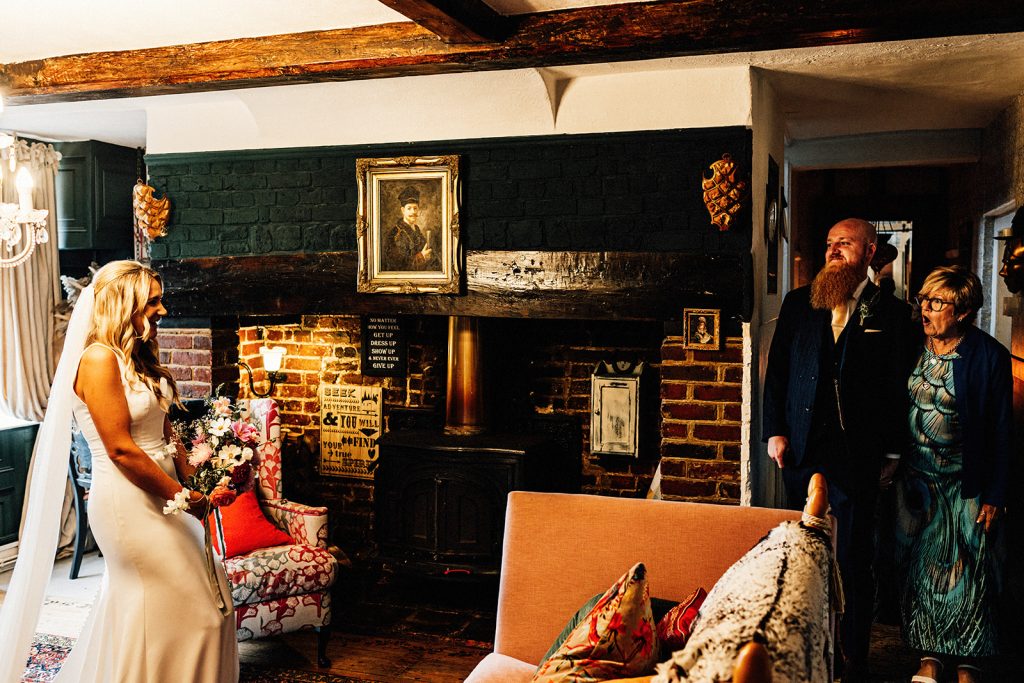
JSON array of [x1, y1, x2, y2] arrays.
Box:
[[213, 489, 293, 558], [464, 653, 538, 683], [532, 562, 659, 683], [655, 587, 707, 655], [224, 544, 337, 606], [540, 594, 681, 668]]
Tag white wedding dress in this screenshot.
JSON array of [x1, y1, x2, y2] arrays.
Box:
[[55, 345, 238, 682]]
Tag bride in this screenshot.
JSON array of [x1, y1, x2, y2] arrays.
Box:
[[0, 261, 238, 682]]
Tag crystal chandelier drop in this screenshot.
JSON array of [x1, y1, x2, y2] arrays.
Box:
[[0, 133, 50, 269]]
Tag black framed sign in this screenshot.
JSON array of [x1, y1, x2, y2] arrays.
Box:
[[361, 316, 407, 377]]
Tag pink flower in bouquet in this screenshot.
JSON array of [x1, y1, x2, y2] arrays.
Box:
[[212, 397, 233, 417], [209, 485, 237, 508], [188, 442, 214, 467], [231, 419, 259, 444]]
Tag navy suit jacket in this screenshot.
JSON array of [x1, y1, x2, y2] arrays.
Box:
[[946, 325, 1013, 506], [762, 281, 917, 469]]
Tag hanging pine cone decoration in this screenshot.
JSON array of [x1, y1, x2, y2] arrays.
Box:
[[132, 180, 170, 241], [701, 153, 748, 231]]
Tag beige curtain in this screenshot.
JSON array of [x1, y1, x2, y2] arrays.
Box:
[[0, 140, 61, 421]]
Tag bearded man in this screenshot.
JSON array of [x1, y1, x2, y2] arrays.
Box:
[[763, 218, 917, 680]]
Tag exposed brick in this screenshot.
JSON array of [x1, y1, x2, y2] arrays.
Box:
[[661, 422, 689, 439], [659, 477, 718, 499], [693, 347, 742, 363], [693, 424, 741, 442], [660, 383, 686, 400], [687, 460, 740, 481], [723, 403, 742, 422], [722, 444, 741, 461], [158, 333, 195, 349], [660, 442, 717, 460], [658, 458, 687, 478], [722, 366, 744, 383], [692, 384, 742, 402], [168, 365, 192, 381], [661, 402, 717, 421], [193, 367, 212, 384], [718, 482, 741, 501], [659, 365, 717, 382], [171, 350, 211, 366], [660, 344, 688, 361]]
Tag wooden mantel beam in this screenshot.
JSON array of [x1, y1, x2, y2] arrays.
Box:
[[376, 0, 512, 44], [3, 1, 1023, 105]]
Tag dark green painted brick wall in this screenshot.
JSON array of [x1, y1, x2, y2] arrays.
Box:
[[145, 127, 753, 261]]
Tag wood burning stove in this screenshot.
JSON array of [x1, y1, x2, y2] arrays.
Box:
[[375, 316, 576, 577]]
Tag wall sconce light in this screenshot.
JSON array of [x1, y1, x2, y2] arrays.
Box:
[[237, 345, 287, 398]]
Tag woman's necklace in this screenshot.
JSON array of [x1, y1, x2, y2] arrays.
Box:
[[927, 334, 964, 363]]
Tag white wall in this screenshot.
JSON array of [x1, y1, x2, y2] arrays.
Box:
[[746, 69, 787, 507], [138, 66, 752, 153]]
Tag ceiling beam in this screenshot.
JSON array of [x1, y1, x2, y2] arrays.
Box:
[[3, 1, 1023, 105], [375, 0, 512, 43]]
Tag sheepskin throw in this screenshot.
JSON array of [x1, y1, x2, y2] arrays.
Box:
[[653, 522, 833, 683]]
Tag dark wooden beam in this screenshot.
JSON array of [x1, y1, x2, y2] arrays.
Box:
[[3, 1, 1024, 105], [155, 251, 743, 321], [376, 0, 511, 43]]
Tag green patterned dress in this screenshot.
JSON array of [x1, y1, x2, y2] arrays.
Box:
[[894, 345, 999, 656]]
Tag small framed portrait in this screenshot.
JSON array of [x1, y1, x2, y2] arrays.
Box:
[[356, 155, 461, 294], [683, 308, 720, 350]]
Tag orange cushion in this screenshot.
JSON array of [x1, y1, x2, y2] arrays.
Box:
[[211, 490, 293, 558]]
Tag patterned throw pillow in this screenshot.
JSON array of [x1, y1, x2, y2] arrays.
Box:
[[655, 587, 707, 655], [532, 562, 659, 683]]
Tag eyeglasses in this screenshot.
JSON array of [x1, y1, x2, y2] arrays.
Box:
[[914, 295, 952, 312]]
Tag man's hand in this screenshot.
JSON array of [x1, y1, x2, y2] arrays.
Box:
[[976, 504, 1002, 534], [767, 436, 789, 469], [879, 458, 899, 488]]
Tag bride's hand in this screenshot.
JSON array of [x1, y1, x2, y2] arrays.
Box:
[[187, 491, 210, 520]]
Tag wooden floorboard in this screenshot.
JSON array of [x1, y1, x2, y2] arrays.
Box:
[[240, 629, 490, 682]]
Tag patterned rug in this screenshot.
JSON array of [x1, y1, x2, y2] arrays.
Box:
[[22, 634, 379, 683]]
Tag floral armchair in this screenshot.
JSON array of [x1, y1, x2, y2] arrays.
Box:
[[220, 398, 338, 667]]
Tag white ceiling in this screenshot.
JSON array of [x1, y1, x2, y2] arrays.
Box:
[[1, 1, 1022, 147]]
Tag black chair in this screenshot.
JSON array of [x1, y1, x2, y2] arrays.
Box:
[[68, 428, 94, 580]]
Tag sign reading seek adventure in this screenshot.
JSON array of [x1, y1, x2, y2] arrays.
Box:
[[361, 315, 407, 377], [319, 383, 382, 479]]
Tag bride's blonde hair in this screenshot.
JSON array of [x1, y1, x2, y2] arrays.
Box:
[[88, 260, 180, 411]]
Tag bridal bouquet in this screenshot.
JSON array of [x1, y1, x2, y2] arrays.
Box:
[[172, 396, 264, 617], [178, 396, 262, 510]]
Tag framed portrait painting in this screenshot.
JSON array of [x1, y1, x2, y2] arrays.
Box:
[[683, 308, 720, 350], [356, 155, 461, 294]]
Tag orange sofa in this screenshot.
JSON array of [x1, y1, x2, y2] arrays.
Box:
[[464, 491, 802, 682]]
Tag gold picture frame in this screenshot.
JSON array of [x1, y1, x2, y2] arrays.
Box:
[[683, 308, 720, 350], [356, 155, 461, 294]]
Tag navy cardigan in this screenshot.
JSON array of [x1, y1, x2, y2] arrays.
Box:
[[945, 325, 1013, 507]]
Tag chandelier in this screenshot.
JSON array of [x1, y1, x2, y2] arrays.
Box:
[[0, 132, 50, 269]]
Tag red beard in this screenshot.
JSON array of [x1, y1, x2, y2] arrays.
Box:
[[810, 261, 863, 310]]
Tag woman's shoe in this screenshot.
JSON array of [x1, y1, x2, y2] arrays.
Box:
[[957, 663, 982, 683], [911, 655, 943, 683]]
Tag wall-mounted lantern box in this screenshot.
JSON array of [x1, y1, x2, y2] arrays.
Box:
[[53, 140, 136, 255]]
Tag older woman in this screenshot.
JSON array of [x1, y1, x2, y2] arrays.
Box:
[[896, 266, 1011, 683]]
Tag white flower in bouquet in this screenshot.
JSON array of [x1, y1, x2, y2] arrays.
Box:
[[219, 444, 242, 463], [208, 417, 232, 437]]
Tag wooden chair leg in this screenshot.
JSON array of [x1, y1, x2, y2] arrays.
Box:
[[69, 466, 87, 580], [315, 625, 332, 668], [733, 641, 772, 683]]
